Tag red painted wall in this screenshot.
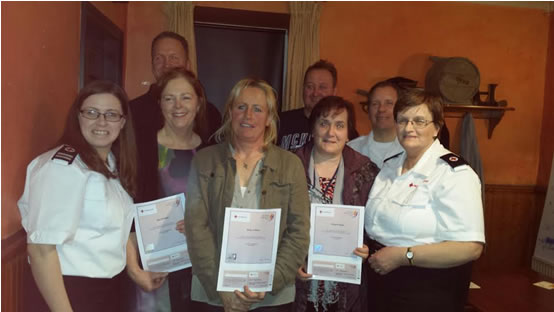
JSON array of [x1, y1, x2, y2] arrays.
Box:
[[124, 1, 167, 100], [320, 2, 549, 185], [1, 2, 127, 239]]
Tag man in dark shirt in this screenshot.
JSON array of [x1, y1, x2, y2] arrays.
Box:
[[130, 31, 222, 147], [277, 60, 341, 150]]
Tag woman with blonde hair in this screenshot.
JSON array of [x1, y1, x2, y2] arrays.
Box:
[[185, 78, 310, 311]]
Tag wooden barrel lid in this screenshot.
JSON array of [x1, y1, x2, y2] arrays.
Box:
[[425, 57, 480, 104]]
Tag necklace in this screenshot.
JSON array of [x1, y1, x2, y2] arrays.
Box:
[[237, 153, 262, 170]]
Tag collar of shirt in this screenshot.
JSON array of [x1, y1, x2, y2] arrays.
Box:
[[369, 131, 402, 146], [147, 84, 157, 101], [394, 139, 447, 179], [72, 152, 117, 174]]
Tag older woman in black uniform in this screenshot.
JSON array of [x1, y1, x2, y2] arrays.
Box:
[[18, 81, 137, 312], [365, 88, 485, 312]]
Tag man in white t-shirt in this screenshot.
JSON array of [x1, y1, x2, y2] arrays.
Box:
[[348, 80, 404, 168]]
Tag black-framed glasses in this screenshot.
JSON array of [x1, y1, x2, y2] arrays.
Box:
[[80, 109, 124, 122], [396, 117, 433, 129]]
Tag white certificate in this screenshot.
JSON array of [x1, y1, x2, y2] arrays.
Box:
[[217, 208, 281, 292], [307, 204, 364, 284], [134, 193, 190, 273]]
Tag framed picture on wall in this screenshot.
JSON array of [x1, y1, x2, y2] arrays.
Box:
[[79, 2, 123, 88]]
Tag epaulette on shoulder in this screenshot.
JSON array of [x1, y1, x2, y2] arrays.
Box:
[[51, 144, 78, 165], [440, 153, 468, 169], [383, 152, 403, 163]]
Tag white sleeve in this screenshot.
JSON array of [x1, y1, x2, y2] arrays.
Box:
[[433, 167, 485, 243], [18, 157, 88, 245]]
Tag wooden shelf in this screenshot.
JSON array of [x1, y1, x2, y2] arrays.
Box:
[[444, 105, 514, 112], [443, 104, 515, 139]]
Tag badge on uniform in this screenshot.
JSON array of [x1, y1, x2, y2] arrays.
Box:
[[52, 144, 78, 165], [440, 153, 468, 169]]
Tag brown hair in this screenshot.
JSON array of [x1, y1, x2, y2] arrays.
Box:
[[214, 78, 279, 146], [156, 68, 208, 141], [59, 80, 138, 198], [303, 59, 338, 88], [309, 96, 357, 140], [394, 88, 444, 130]]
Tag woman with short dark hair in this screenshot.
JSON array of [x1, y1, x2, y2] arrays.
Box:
[[365, 88, 485, 312], [293, 96, 379, 312]]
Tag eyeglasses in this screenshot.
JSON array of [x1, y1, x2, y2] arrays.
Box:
[[396, 117, 434, 129], [80, 109, 124, 122]]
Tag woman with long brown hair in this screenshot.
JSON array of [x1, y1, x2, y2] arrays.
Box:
[[18, 80, 137, 312]]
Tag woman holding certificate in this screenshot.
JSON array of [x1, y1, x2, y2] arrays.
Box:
[[185, 78, 311, 311], [18, 81, 137, 312], [292, 96, 380, 312], [127, 68, 212, 311], [365, 88, 485, 312]]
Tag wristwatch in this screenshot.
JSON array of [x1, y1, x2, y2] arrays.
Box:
[[406, 247, 414, 266]]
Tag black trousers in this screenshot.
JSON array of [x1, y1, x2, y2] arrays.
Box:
[[192, 300, 292, 312], [23, 262, 130, 312], [366, 240, 473, 312], [168, 267, 193, 311]]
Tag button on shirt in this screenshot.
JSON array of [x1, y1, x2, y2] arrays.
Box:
[[365, 140, 485, 247], [18, 146, 135, 278]]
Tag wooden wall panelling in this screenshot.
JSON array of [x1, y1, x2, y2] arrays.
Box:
[[475, 185, 544, 272], [1, 229, 27, 312]]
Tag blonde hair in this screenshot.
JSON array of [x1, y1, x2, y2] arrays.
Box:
[[214, 78, 279, 147]]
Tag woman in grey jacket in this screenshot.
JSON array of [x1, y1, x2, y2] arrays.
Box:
[[185, 78, 310, 312]]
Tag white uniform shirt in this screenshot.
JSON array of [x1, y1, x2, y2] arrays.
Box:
[[347, 131, 404, 169], [365, 140, 485, 247], [18, 145, 135, 278]]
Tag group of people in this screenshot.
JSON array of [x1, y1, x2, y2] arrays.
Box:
[[18, 31, 485, 312]]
